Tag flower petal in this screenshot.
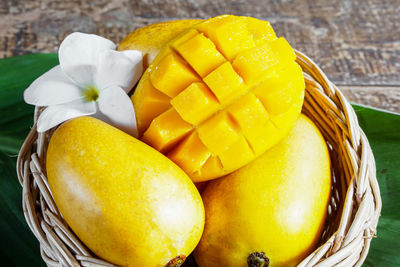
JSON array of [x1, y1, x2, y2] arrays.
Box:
[[96, 86, 138, 137], [96, 50, 143, 93], [37, 99, 96, 132], [24, 65, 82, 106], [59, 32, 116, 86]]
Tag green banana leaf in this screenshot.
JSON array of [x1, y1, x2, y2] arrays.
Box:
[[0, 54, 398, 266]]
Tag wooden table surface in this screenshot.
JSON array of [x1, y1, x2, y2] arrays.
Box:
[[0, 0, 399, 113]]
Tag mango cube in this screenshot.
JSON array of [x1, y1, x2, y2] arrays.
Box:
[[142, 109, 193, 152], [270, 90, 304, 132], [150, 53, 199, 97], [232, 43, 276, 85], [171, 82, 220, 125], [132, 72, 171, 135], [227, 93, 269, 137], [199, 156, 224, 182], [218, 135, 254, 171], [246, 17, 277, 44], [168, 131, 211, 176], [253, 63, 304, 114], [270, 37, 296, 64], [196, 15, 255, 60], [174, 33, 226, 77], [203, 62, 247, 105], [232, 37, 295, 85], [197, 112, 240, 155], [245, 121, 281, 156]]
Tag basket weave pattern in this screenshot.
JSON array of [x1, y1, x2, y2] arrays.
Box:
[[17, 51, 381, 267]]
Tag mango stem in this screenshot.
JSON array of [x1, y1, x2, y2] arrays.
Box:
[[166, 255, 186, 267], [247, 252, 269, 267]]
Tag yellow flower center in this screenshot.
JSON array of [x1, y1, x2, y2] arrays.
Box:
[[82, 85, 99, 102]]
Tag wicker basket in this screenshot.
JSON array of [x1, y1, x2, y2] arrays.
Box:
[[16, 50, 382, 267]]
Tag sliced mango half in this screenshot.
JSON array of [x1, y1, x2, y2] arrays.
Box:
[[132, 15, 305, 182]]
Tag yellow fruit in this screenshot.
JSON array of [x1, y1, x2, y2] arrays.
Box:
[[118, 19, 202, 69], [131, 15, 305, 182], [194, 114, 331, 267], [46, 116, 205, 267]]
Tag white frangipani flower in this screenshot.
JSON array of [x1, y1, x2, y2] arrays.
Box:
[[24, 32, 143, 137]]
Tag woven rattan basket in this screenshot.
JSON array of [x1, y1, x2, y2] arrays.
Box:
[[17, 50, 382, 267]]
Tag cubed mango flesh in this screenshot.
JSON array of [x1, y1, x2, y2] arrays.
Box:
[[171, 82, 220, 125], [168, 131, 211, 176], [203, 62, 247, 105], [196, 15, 255, 60], [218, 135, 254, 172], [132, 71, 171, 133], [245, 121, 281, 156], [227, 92, 269, 137], [197, 112, 240, 155], [150, 53, 200, 97], [132, 15, 305, 181], [200, 156, 224, 181], [232, 37, 296, 85], [142, 109, 193, 153], [246, 17, 277, 45], [173, 33, 226, 77], [270, 90, 305, 132], [253, 63, 304, 115]]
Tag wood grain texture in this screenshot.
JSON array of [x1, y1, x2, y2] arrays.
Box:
[[340, 86, 400, 113], [0, 0, 399, 112]]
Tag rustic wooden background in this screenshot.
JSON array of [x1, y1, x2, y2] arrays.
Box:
[[0, 0, 399, 112]]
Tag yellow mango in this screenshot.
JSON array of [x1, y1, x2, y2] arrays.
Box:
[[131, 15, 305, 181], [46, 117, 204, 266], [194, 115, 331, 267]]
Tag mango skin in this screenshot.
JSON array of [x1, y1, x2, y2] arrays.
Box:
[[118, 19, 202, 69], [194, 114, 331, 267], [46, 116, 205, 267]]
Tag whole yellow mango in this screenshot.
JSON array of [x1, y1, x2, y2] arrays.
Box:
[[194, 114, 331, 267], [46, 116, 205, 267]]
